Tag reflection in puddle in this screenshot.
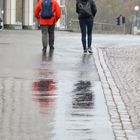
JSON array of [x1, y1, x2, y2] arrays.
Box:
[[32, 52, 56, 115], [60, 80, 95, 139], [33, 79, 56, 92], [32, 51, 57, 115], [32, 79, 57, 115], [72, 80, 94, 109], [42, 50, 54, 62]]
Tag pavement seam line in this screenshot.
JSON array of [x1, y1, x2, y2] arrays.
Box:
[[93, 48, 139, 140], [94, 48, 123, 140]]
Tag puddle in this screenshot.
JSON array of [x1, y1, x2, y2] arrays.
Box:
[[32, 79, 57, 115], [52, 81, 114, 140]]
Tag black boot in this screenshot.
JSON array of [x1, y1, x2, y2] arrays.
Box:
[[50, 46, 54, 51], [42, 47, 47, 53]]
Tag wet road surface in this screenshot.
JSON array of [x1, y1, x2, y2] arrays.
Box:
[[0, 30, 114, 140]]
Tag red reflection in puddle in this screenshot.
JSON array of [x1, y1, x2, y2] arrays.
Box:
[[33, 80, 56, 92], [32, 79, 57, 114]]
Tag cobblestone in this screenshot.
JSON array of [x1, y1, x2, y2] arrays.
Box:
[[94, 48, 139, 140], [102, 48, 140, 139]]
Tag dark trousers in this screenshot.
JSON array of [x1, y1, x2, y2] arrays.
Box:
[[79, 19, 93, 50], [41, 25, 55, 48]]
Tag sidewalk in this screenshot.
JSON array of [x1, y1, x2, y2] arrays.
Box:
[[94, 48, 139, 140], [0, 30, 140, 140]]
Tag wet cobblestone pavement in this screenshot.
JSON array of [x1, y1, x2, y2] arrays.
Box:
[[94, 48, 139, 140], [99, 48, 140, 139]]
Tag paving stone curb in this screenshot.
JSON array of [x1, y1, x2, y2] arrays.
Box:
[[93, 48, 139, 140]]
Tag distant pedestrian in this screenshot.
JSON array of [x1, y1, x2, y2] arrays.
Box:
[[76, 0, 97, 54], [34, 0, 61, 53], [0, 17, 2, 29]]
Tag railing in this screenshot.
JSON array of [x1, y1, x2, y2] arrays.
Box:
[[69, 19, 126, 34]]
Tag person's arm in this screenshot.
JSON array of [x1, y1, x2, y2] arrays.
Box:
[[34, 1, 41, 19], [91, 0, 97, 17], [76, 0, 79, 14], [54, 1, 61, 22]]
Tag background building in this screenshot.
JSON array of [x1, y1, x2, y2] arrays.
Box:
[[1, 0, 66, 29], [0, 0, 4, 19]]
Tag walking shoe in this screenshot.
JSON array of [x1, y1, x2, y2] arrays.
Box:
[[83, 49, 87, 54], [50, 46, 54, 51], [42, 47, 47, 53], [88, 48, 93, 54]]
